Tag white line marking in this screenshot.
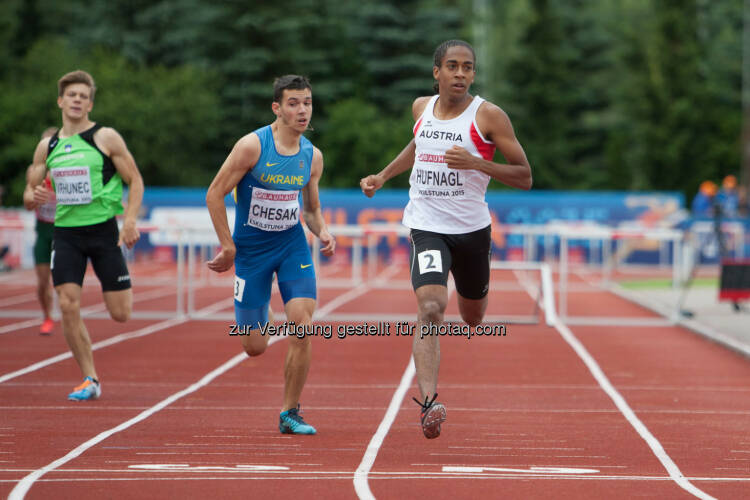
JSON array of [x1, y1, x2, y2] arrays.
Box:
[[443, 465, 599, 474], [0, 294, 232, 385], [516, 271, 717, 499], [354, 357, 415, 500], [2, 471, 749, 482], [0, 317, 183, 385], [314, 263, 400, 319], [553, 320, 716, 500], [7, 340, 271, 499], [0, 286, 176, 335]]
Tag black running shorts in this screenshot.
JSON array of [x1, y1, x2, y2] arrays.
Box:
[[409, 225, 491, 300], [51, 217, 131, 291]]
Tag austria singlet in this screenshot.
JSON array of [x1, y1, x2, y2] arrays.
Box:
[[402, 95, 496, 234]]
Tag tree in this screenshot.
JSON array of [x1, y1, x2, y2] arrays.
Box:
[[0, 38, 224, 204]]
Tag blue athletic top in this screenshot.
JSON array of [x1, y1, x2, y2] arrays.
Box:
[[233, 125, 314, 245]]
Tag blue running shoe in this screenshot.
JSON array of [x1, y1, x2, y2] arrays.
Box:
[[279, 405, 316, 435], [413, 393, 446, 439], [68, 376, 101, 401]]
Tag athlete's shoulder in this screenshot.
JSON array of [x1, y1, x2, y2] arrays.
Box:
[[412, 96, 433, 120], [477, 99, 509, 122], [235, 131, 261, 152], [92, 125, 124, 145], [312, 145, 323, 162], [476, 99, 513, 138], [91, 126, 132, 157], [35, 135, 54, 163]]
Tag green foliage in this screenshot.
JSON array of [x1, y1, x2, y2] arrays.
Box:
[[0, 37, 223, 204], [316, 98, 415, 188], [0, 0, 744, 204]]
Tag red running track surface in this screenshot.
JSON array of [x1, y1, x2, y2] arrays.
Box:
[[0, 261, 748, 499]]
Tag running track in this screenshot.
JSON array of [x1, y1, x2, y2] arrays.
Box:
[[0, 260, 748, 499]]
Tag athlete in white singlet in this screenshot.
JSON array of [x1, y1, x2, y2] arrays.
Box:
[[360, 40, 532, 439]]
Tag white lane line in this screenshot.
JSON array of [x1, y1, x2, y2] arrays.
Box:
[[353, 272, 453, 500], [0, 286, 176, 336], [0, 469, 750, 484], [354, 357, 415, 500], [314, 263, 401, 319], [0, 295, 230, 385], [6, 268, 397, 498], [0, 292, 37, 308], [553, 321, 716, 500], [0, 317, 184, 385], [516, 268, 717, 498], [6, 339, 277, 499]]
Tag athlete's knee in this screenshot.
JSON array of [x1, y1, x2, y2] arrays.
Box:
[[242, 337, 267, 357], [461, 311, 484, 328], [418, 298, 445, 325], [243, 344, 266, 357], [109, 306, 131, 323], [57, 293, 80, 316], [459, 300, 487, 328]]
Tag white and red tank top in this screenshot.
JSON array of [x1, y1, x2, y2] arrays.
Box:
[[35, 176, 56, 223], [403, 95, 495, 234]]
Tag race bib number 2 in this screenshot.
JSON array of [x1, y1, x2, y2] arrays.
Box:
[[418, 249, 443, 274], [51, 166, 92, 205]]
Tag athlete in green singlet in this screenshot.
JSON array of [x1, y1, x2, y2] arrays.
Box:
[[25, 70, 144, 401]]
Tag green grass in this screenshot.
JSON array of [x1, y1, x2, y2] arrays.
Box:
[[619, 277, 718, 290]]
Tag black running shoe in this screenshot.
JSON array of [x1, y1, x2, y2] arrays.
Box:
[[413, 393, 446, 439]]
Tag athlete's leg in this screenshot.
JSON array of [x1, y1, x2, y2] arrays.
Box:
[[410, 229, 452, 401], [234, 270, 274, 356], [457, 295, 488, 327], [56, 282, 98, 380], [281, 297, 315, 412], [451, 225, 491, 327], [51, 227, 96, 380], [239, 310, 272, 357], [34, 263, 53, 320], [89, 218, 133, 323], [414, 284, 447, 400], [103, 289, 132, 323]]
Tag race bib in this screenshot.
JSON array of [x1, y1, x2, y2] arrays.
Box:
[[233, 275, 246, 302], [36, 199, 56, 223], [417, 249, 443, 274], [51, 166, 92, 205], [247, 187, 300, 232]]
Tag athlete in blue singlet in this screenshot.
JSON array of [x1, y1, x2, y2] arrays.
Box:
[[206, 75, 335, 435]]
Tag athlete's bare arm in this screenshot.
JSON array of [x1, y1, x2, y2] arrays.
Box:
[[444, 102, 532, 190], [95, 127, 145, 248], [206, 133, 262, 273], [360, 96, 432, 198], [302, 147, 335, 257], [23, 138, 52, 210]]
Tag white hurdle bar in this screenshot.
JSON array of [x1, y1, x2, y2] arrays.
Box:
[[490, 261, 557, 327]]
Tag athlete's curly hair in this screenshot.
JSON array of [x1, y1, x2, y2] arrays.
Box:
[[432, 40, 476, 94]]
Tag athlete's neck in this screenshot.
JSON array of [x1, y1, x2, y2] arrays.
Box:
[[59, 118, 95, 138], [434, 93, 473, 120], [270, 121, 302, 155]]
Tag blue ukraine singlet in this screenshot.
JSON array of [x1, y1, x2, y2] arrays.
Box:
[[232, 125, 316, 329], [234, 125, 313, 242]]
